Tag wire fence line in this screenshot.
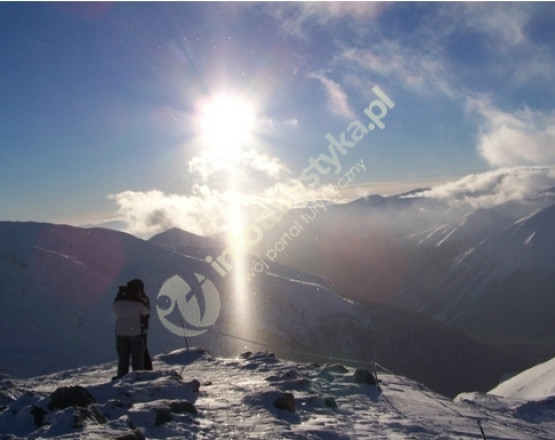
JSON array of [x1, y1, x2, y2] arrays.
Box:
[[205, 326, 393, 374]]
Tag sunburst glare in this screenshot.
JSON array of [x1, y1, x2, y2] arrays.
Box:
[[195, 92, 257, 153]]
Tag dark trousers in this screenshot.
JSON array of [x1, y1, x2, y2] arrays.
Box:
[[143, 334, 153, 370], [116, 334, 145, 378]]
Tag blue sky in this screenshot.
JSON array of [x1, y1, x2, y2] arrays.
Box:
[[1, 2, 555, 237]]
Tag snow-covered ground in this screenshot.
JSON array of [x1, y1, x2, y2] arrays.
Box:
[[489, 356, 555, 401], [1, 348, 553, 439]]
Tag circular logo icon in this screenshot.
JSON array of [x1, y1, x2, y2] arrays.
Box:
[[156, 273, 221, 337]]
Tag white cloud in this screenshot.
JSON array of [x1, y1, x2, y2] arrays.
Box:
[[447, 3, 529, 50], [338, 41, 455, 98], [188, 147, 290, 183], [411, 166, 555, 210], [331, 3, 553, 99], [112, 166, 555, 239], [107, 189, 221, 239], [440, 3, 555, 85], [311, 2, 386, 22], [108, 179, 337, 239], [468, 97, 555, 167], [308, 72, 355, 118], [258, 116, 299, 132], [267, 2, 387, 38], [108, 145, 339, 239]]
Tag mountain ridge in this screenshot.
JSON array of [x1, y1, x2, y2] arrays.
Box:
[[0, 221, 530, 397]]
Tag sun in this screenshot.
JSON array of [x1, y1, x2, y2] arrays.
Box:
[[195, 92, 257, 152]]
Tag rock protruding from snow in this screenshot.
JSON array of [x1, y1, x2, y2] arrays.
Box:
[[353, 368, 378, 386], [274, 392, 296, 412], [48, 385, 96, 410]]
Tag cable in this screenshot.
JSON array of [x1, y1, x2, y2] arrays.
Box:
[[208, 327, 385, 370]]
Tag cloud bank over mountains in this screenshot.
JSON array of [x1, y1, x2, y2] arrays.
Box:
[[411, 167, 555, 210], [109, 165, 555, 239], [108, 146, 339, 238]]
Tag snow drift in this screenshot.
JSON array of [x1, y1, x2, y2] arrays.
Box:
[[489, 356, 555, 401]]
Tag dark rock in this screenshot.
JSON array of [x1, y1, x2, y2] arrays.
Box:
[[31, 405, 47, 426], [48, 385, 96, 410], [154, 407, 173, 426], [274, 393, 295, 412], [73, 405, 107, 428], [188, 379, 201, 393], [324, 364, 349, 374], [167, 400, 197, 414], [353, 368, 377, 385], [113, 429, 146, 440]]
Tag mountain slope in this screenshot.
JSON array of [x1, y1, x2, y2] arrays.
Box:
[[224, 189, 555, 368], [394, 203, 555, 359]]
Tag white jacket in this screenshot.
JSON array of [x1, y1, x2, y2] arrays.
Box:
[[113, 298, 150, 336]]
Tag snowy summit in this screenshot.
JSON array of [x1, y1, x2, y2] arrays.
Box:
[[1, 348, 554, 439]]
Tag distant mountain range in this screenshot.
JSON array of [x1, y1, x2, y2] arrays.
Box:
[[210, 174, 555, 369], [0, 220, 529, 398]]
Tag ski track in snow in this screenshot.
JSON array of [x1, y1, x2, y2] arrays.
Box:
[[1, 348, 553, 440]]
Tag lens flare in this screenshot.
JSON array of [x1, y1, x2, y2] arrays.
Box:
[[196, 93, 256, 152], [193, 91, 260, 341]]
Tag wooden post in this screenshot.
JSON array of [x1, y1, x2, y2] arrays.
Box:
[[477, 420, 487, 440]]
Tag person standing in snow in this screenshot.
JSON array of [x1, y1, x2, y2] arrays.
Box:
[[113, 279, 150, 378]]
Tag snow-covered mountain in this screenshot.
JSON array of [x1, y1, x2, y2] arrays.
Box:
[[0, 221, 528, 398], [0, 349, 553, 439], [388, 201, 555, 364], [227, 169, 555, 371]]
